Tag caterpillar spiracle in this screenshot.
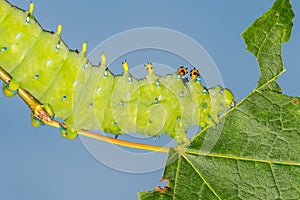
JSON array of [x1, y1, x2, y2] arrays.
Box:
[[0, 1, 235, 144]]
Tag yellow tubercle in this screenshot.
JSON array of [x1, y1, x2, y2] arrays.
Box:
[[29, 2, 34, 15], [81, 42, 87, 54], [100, 53, 106, 65], [122, 60, 129, 72], [56, 24, 62, 35], [145, 63, 153, 74]]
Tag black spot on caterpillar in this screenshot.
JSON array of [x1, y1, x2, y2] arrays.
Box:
[[0, 1, 235, 144]]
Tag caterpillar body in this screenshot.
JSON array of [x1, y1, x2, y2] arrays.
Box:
[[0, 0, 234, 144]]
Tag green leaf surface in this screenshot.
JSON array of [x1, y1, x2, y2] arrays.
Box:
[[242, 0, 294, 92], [139, 0, 299, 199]]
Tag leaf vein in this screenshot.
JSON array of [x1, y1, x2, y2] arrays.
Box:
[[181, 154, 222, 200], [185, 151, 300, 167]]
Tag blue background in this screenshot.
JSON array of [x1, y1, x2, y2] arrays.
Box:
[[0, 0, 299, 199]]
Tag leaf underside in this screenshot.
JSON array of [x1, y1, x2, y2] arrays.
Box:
[[139, 0, 299, 199]]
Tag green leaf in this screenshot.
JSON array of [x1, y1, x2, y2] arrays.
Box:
[[139, 0, 299, 199], [242, 0, 294, 92]]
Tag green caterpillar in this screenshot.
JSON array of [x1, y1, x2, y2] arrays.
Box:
[[0, 0, 234, 144]]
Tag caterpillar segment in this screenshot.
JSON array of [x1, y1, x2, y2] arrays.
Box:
[[0, 0, 235, 144]]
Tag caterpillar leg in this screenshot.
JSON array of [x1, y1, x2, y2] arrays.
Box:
[[30, 103, 77, 139], [2, 79, 19, 97], [59, 124, 77, 140]]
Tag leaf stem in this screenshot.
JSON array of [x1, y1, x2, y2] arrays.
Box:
[[78, 130, 170, 153]]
